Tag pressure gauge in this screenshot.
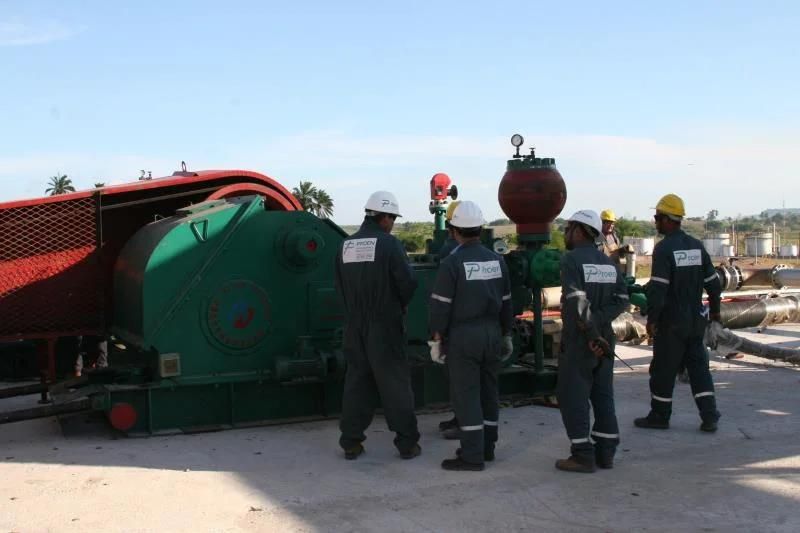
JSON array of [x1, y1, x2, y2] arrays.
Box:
[[492, 238, 509, 255], [510, 134, 524, 148]]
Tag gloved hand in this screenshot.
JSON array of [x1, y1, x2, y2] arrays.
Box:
[[428, 340, 446, 364], [589, 337, 611, 358], [500, 335, 514, 362], [705, 320, 725, 350]]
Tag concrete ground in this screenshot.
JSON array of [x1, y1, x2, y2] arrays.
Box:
[[2, 325, 800, 533]]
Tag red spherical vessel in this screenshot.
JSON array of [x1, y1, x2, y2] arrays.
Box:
[[498, 159, 567, 236]]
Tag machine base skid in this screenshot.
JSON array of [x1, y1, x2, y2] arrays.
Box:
[[91, 364, 557, 436]]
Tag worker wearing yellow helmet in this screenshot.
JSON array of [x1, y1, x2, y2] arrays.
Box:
[[437, 200, 462, 261], [436, 200, 462, 438], [634, 193, 723, 433], [599, 208, 632, 270]]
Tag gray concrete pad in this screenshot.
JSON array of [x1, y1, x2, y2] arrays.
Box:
[[2, 325, 800, 532]]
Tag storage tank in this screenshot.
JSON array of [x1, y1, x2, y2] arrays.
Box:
[[623, 237, 655, 256], [720, 244, 735, 257], [745, 233, 774, 256], [779, 244, 799, 258], [703, 233, 730, 257]]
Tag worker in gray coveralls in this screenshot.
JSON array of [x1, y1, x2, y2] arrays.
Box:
[[335, 190, 421, 461], [428, 201, 513, 471]]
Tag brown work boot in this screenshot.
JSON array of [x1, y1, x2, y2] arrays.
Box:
[[555, 455, 596, 473], [344, 444, 364, 460], [399, 443, 422, 460]]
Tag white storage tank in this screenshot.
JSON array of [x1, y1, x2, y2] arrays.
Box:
[[745, 233, 773, 256], [623, 237, 655, 256], [703, 233, 730, 257], [720, 244, 735, 257], [779, 244, 798, 258]]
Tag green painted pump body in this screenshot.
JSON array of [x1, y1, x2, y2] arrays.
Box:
[[97, 196, 557, 435]]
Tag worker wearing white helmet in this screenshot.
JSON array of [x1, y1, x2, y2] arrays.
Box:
[[335, 190, 420, 461], [555, 210, 629, 473], [428, 201, 513, 471]]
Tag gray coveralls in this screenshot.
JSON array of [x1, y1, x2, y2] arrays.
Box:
[[558, 242, 629, 463], [335, 217, 420, 453], [429, 241, 512, 464], [646, 230, 722, 424]]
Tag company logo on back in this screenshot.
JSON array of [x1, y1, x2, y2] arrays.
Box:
[[583, 264, 617, 283], [464, 260, 502, 281], [674, 249, 702, 267], [342, 238, 377, 263]]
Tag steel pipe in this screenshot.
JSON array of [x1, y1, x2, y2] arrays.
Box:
[[771, 265, 800, 289], [719, 296, 800, 329]]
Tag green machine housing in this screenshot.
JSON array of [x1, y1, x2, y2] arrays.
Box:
[[88, 140, 566, 434]]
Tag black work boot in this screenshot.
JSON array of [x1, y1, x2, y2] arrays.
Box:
[[344, 444, 364, 460], [634, 414, 669, 430], [700, 419, 718, 433], [457, 447, 495, 462], [555, 455, 596, 473], [595, 451, 614, 469], [441, 426, 460, 440], [438, 416, 458, 432], [399, 443, 422, 460], [441, 457, 484, 471]]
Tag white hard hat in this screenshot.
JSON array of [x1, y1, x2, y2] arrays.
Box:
[[364, 190, 402, 217], [567, 209, 602, 236], [450, 200, 486, 228]]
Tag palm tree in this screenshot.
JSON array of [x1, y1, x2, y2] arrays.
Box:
[[292, 181, 317, 211], [292, 181, 334, 218], [312, 189, 334, 219], [45, 173, 76, 196]]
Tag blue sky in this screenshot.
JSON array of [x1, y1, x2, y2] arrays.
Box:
[[1, 1, 798, 224]]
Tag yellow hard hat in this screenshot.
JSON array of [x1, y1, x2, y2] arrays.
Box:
[[600, 209, 617, 222], [445, 200, 461, 221], [655, 194, 686, 217]]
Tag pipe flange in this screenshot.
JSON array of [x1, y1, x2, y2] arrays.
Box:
[[771, 264, 790, 289], [716, 265, 743, 292]]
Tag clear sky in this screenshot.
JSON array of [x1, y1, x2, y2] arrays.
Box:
[[1, 1, 798, 224]]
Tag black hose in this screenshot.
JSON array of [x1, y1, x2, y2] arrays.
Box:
[[713, 328, 800, 365]]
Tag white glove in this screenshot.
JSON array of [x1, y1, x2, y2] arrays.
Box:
[[501, 335, 514, 362], [705, 320, 725, 350], [428, 340, 446, 364]]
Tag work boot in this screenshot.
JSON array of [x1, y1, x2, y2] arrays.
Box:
[[634, 414, 669, 430], [438, 416, 458, 432], [441, 426, 460, 440], [399, 443, 422, 460], [595, 452, 614, 469], [344, 444, 364, 460], [441, 457, 484, 471], [700, 420, 718, 433], [555, 455, 596, 473], [457, 447, 495, 462]]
